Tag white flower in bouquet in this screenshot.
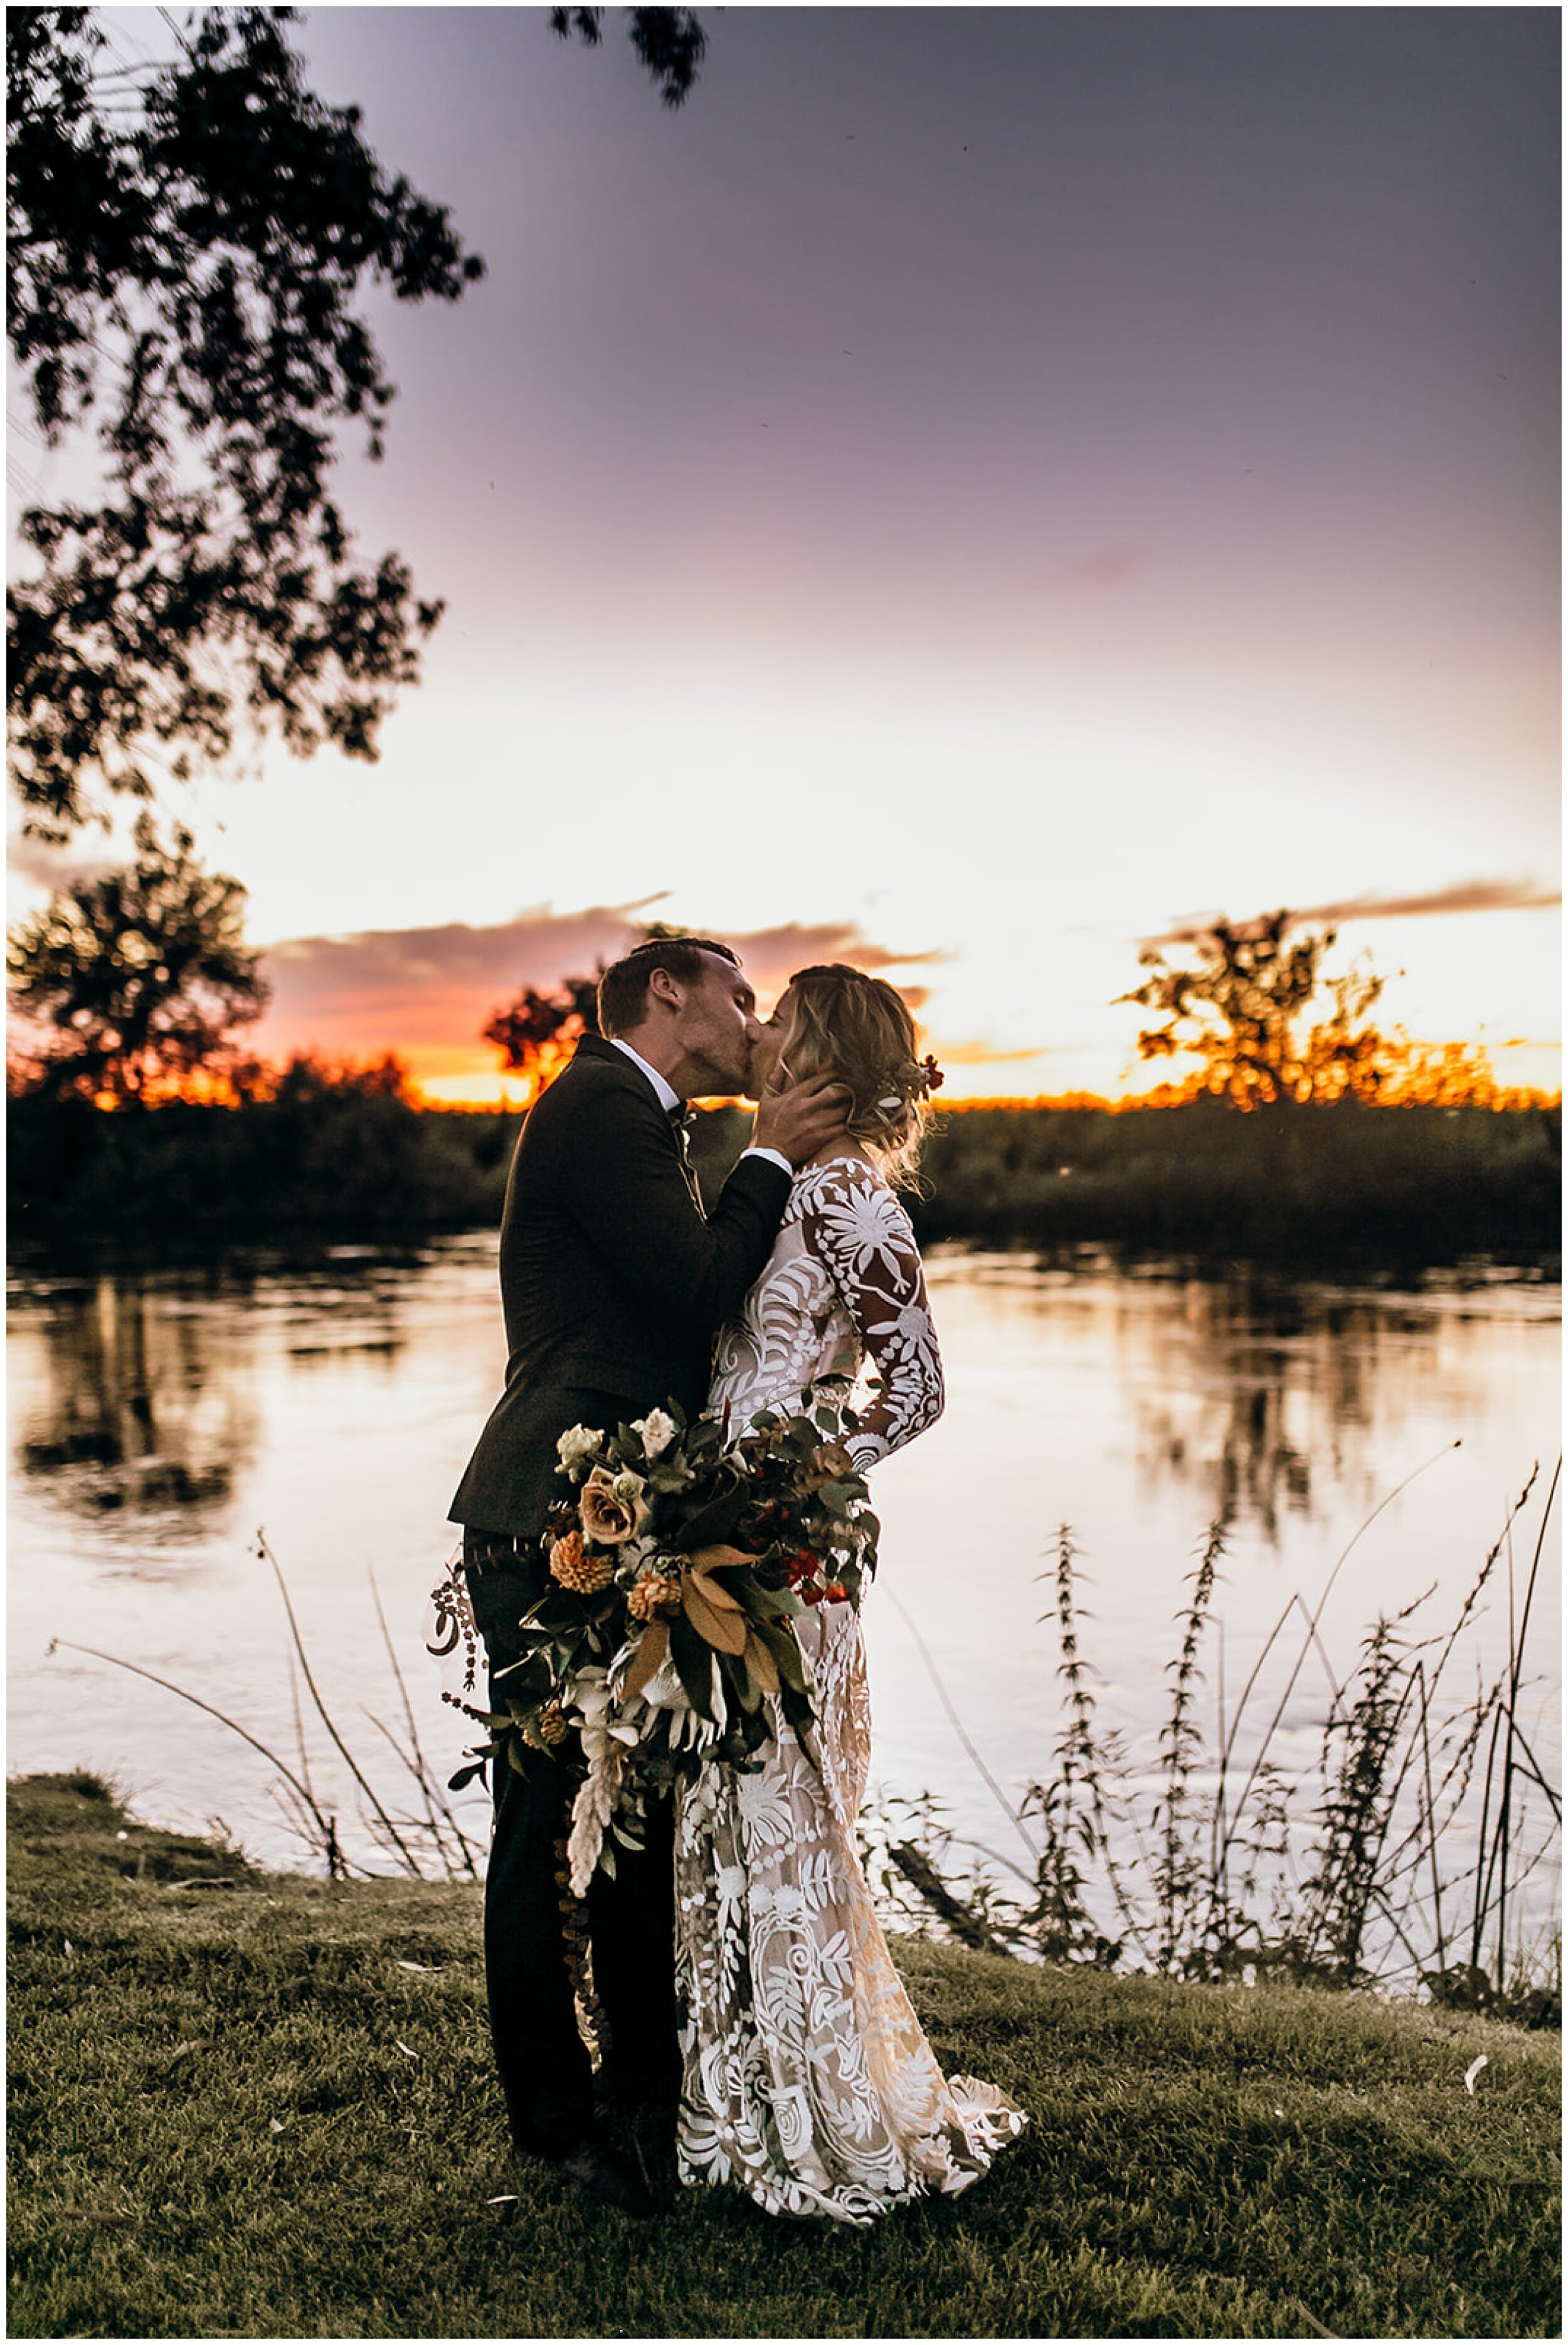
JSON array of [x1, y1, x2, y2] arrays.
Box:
[[632, 1407, 679, 1459], [610, 1469, 647, 1505], [573, 1668, 644, 1760], [633, 1650, 721, 1754], [556, 1424, 603, 1474]]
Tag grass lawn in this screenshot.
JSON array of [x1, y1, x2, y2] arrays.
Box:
[[8, 1773, 1560, 2339]]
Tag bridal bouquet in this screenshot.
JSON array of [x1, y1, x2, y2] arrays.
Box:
[[448, 1381, 879, 1892]]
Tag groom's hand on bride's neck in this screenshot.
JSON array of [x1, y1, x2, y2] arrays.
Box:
[[752, 1072, 851, 1168]]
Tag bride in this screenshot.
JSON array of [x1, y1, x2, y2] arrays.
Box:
[[674, 963, 1027, 2224]]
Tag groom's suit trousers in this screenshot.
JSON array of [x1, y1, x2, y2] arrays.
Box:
[[466, 1517, 681, 2160]]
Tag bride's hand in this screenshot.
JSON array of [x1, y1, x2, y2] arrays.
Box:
[[752, 1071, 851, 1168]]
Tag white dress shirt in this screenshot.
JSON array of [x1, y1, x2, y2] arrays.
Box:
[[610, 1037, 792, 1178]]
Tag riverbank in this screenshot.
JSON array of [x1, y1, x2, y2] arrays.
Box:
[[914, 1096, 1560, 1264], [8, 1087, 1561, 1269], [9, 1773, 1560, 2339]]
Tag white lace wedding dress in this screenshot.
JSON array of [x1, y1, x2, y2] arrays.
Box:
[[673, 1155, 1027, 2224]]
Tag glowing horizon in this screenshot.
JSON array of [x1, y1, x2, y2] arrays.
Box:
[[8, 11, 1558, 1091], [240, 892, 1562, 1110]]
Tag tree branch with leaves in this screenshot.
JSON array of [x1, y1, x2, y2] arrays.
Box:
[[7, 4, 488, 837], [550, 8, 707, 107]]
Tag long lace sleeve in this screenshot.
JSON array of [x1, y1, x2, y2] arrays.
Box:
[[799, 1163, 944, 1465]]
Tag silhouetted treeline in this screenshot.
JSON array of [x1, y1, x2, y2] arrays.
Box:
[[909, 1098, 1560, 1265], [8, 1079, 1560, 1269], [9, 1066, 517, 1259]]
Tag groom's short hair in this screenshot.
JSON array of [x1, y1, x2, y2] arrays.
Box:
[[597, 936, 741, 1036]]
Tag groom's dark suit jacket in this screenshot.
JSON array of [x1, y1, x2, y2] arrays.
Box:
[[449, 1034, 790, 1550]]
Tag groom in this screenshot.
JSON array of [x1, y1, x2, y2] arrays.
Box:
[[449, 934, 845, 2210]]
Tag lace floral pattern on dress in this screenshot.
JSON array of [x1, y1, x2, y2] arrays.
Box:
[[677, 1157, 1027, 2224], [708, 1157, 945, 1463]]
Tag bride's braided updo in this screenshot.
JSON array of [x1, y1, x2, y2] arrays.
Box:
[[773, 963, 943, 1188]]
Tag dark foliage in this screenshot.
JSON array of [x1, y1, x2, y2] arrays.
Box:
[[7, 1059, 511, 1256], [1303, 1606, 1424, 1984], [550, 6, 707, 107], [7, 1092, 1560, 1268], [909, 1098, 1561, 1266], [7, 6, 485, 834], [4, 1081, 758, 1261]]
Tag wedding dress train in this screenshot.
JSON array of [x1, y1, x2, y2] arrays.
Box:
[[673, 1157, 1027, 2224]]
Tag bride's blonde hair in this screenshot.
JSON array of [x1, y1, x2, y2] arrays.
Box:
[[775, 964, 943, 1188]]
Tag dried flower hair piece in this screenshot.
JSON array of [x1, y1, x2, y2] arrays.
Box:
[[877, 1053, 943, 1111]]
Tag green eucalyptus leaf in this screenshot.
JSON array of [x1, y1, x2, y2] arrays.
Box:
[[726, 1649, 763, 1715], [756, 1617, 809, 1694], [744, 1580, 803, 1618], [779, 1682, 815, 1733], [669, 1611, 716, 1720]]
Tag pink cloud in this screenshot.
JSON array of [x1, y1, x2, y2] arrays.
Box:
[[251, 907, 940, 1066]]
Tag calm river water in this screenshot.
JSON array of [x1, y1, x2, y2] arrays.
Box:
[[9, 1236, 1560, 1927]]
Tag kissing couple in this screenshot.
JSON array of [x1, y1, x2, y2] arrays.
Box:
[[445, 936, 1026, 2223]]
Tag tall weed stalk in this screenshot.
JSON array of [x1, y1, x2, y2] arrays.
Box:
[[1152, 1517, 1226, 1971], [1019, 1528, 1134, 1966]]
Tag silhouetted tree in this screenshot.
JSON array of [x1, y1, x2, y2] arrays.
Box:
[[483, 970, 603, 1101], [8, 814, 268, 1102], [482, 920, 725, 1098], [1118, 912, 1391, 1109]]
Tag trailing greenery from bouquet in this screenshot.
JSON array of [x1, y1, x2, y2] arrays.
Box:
[[443, 1381, 879, 1891]]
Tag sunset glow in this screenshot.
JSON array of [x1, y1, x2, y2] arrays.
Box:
[[9, 8, 1558, 1103]]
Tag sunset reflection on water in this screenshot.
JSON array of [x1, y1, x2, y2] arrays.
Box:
[[9, 1237, 1559, 1892]]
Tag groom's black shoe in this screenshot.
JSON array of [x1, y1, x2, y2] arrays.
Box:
[[591, 2085, 678, 2210], [595, 2067, 679, 2126], [553, 2141, 657, 2221]]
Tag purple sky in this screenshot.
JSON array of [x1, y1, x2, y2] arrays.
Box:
[[11, 6, 1560, 1098]]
